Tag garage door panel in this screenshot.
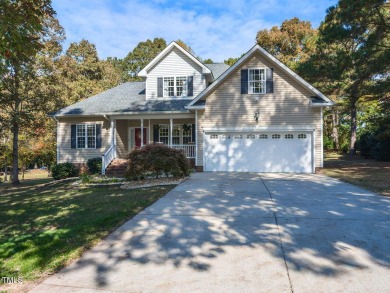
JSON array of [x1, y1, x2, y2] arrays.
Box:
[[204, 132, 312, 173]]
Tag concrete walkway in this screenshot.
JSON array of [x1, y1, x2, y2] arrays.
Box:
[[31, 173, 390, 293]]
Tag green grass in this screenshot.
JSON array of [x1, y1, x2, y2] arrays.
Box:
[[0, 179, 176, 283]]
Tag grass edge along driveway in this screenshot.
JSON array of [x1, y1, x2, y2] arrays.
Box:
[[0, 180, 176, 291]]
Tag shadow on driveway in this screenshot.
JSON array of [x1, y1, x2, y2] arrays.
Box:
[[31, 172, 390, 293]]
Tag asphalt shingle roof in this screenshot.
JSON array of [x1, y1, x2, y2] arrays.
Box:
[[53, 82, 191, 116], [53, 62, 231, 116], [206, 63, 230, 80]]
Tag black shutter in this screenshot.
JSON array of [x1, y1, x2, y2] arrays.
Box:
[[187, 76, 193, 96], [266, 68, 274, 93], [157, 77, 163, 97], [96, 124, 102, 148], [241, 69, 248, 94], [191, 124, 196, 143], [153, 125, 160, 143], [71, 125, 76, 148]]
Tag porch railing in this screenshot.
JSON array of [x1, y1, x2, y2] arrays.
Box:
[[102, 145, 115, 175], [170, 144, 195, 158]]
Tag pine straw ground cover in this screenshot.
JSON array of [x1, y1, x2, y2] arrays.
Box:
[[317, 152, 390, 197], [0, 179, 176, 292]]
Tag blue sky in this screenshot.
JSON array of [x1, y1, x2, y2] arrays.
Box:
[[52, 0, 338, 62]]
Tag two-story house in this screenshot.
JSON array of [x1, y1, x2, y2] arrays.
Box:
[[52, 42, 333, 175]]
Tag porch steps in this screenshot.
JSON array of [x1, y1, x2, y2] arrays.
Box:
[[105, 159, 128, 178]]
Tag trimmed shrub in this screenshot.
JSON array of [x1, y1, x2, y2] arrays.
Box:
[[51, 163, 79, 180], [87, 157, 102, 174], [125, 144, 191, 181]]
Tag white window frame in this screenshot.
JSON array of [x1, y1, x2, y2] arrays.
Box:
[[248, 68, 266, 94], [158, 124, 193, 145], [159, 124, 169, 144], [76, 124, 96, 149], [163, 76, 188, 97]]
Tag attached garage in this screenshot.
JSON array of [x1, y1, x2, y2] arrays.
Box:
[[204, 131, 314, 173]]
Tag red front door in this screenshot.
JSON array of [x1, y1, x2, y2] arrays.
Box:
[[135, 128, 147, 148]]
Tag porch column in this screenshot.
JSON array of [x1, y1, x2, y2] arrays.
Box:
[[195, 110, 198, 165], [113, 120, 117, 157], [169, 118, 173, 146], [140, 119, 144, 147], [110, 119, 114, 147]]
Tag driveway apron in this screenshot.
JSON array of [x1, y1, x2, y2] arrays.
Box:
[[30, 172, 390, 293]]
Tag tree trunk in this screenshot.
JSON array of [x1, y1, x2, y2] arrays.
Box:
[[4, 156, 7, 182], [12, 121, 20, 185], [331, 109, 340, 151], [349, 101, 357, 157]]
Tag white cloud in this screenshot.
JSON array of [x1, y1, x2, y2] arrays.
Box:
[[52, 0, 335, 62]]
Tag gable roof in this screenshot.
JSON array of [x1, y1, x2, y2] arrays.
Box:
[[51, 82, 190, 117], [187, 44, 334, 108], [205, 63, 230, 80], [138, 41, 211, 77]]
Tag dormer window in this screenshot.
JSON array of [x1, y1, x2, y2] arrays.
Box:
[[163, 76, 187, 97]]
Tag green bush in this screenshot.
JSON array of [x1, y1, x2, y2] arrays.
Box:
[[323, 135, 333, 151], [125, 144, 191, 181], [80, 173, 91, 184], [357, 132, 375, 158], [87, 157, 102, 174], [357, 128, 390, 161], [51, 163, 79, 180]]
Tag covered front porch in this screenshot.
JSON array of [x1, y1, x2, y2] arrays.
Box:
[[102, 114, 197, 174]]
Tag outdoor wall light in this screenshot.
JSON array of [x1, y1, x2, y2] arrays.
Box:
[[254, 109, 260, 123]]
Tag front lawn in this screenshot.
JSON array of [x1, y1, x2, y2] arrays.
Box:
[[318, 152, 390, 196], [0, 179, 175, 289]]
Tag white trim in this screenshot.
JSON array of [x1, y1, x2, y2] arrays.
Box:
[[110, 120, 114, 147], [312, 129, 316, 173], [113, 120, 117, 157], [186, 105, 205, 110], [195, 110, 198, 165], [55, 117, 60, 163], [105, 113, 195, 120], [169, 118, 173, 146], [187, 44, 334, 108], [203, 126, 316, 133], [76, 124, 97, 149], [202, 131, 206, 170], [138, 42, 211, 77], [54, 111, 192, 118], [248, 67, 266, 95], [310, 102, 333, 107], [148, 119, 151, 144], [162, 76, 189, 98], [320, 108, 324, 168], [140, 119, 144, 147], [147, 97, 194, 101]]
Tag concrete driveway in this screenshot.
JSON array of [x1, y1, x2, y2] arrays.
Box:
[[31, 173, 390, 293]]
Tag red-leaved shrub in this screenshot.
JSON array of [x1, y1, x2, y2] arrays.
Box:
[[125, 144, 191, 180]]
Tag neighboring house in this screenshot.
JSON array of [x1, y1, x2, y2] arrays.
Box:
[[51, 42, 333, 174]]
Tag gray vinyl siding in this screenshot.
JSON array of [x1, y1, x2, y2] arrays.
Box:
[[146, 47, 205, 99], [197, 52, 323, 168], [57, 117, 110, 163]]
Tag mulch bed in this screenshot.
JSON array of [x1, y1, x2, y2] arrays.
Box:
[[121, 177, 187, 189]]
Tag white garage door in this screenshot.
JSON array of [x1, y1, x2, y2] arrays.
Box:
[[204, 132, 313, 173]]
